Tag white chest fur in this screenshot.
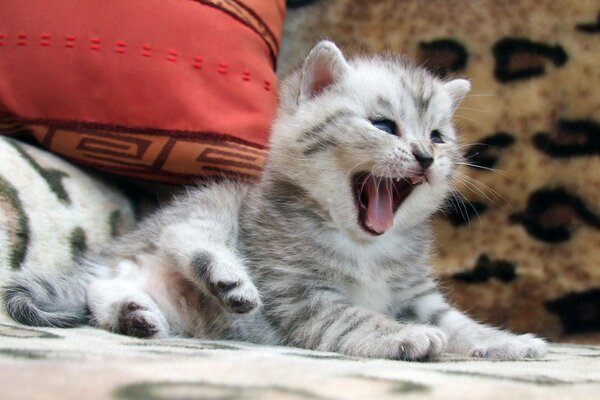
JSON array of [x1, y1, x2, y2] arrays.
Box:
[[345, 274, 394, 315]]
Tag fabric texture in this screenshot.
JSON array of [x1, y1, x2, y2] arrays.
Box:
[[281, 0, 600, 344], [0, 315, 599, 400], [0, 0, 285, 183], [0, 136, 136, 284]]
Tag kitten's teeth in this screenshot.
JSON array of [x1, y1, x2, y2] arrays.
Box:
[[410, 176, 426, 185]]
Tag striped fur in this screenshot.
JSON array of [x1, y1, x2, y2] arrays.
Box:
[[3, 41, 546, 360]]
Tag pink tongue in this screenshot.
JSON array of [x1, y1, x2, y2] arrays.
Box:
[[364, 176, 394, 234]]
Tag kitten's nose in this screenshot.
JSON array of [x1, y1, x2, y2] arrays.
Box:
[[413, 151, 434, 170]]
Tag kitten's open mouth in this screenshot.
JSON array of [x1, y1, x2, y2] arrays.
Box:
[[353, 173, 427, 236]]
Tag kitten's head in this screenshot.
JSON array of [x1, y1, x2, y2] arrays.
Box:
[[268, 41, 469, 240]]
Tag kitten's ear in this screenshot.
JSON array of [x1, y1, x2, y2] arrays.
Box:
[[299, 40, 350, 103], [444, 79, 471, 110]]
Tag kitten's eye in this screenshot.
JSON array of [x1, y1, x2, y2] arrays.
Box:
[[371, 119, 397, 135], [430, 130, 444, 143]]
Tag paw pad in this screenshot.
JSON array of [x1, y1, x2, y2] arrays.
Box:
[[228, 298, 258, 314], [214, 281, 240, 293], [119, 302, 159, 338]]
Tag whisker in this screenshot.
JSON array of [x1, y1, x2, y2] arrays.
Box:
[[456, 162, 509, 177], [454, 173, 505, 205], [453, 114, 478, 124], [444, 179, 473, 226], [449, 181, 482, 226], [454, 142, 495, 150], [449, 190, 470, 226], [455, 107, 490, 114], [457, 192, 482, 225], [345, 160, 369, 183]]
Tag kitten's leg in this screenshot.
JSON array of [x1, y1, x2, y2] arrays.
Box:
[[158, 223, 260, 314], [270, 290, 446, 360], [399, 279, 547, 359], [87, 265, 169, 338]]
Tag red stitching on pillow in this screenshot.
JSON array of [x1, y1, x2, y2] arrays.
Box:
[[17, 34, 27, 46], [40, 34, 51, 47], [193, 56, 203, 69], [116, 41, 126, 54], [142, 44, 152, 57], [167, 49, 178, 62], [65, 36, 76, 48], [4, 32, 273, 92], [90, 37, 101, 51]]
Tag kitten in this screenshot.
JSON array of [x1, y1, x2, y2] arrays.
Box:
[[3, 41, 546, 360]]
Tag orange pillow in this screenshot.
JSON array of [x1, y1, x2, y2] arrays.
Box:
[[0, 0, 285, 184]]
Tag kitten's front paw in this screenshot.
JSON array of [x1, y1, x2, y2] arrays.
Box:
[[207, 278, 261, 314], [387, 325, 447, 361], [192, 251, 261, 314], [470, 333, 547, 360]]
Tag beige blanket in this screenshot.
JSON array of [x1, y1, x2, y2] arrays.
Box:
[[0, 314, 599, 400]]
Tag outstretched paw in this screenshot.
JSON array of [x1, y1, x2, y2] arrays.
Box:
[[470, 333, 547, 360], [207, 279, 261, 314], [393, 325, 447, 361], [192, 251, 261, 314]]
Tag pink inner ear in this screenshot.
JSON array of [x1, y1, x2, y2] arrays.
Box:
[[311, 78, 333, 96], [309, 60, 334, 97]]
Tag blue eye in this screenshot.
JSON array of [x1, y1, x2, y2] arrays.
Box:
[[372, 119, 397, 135], [431, 130, 444, 143]]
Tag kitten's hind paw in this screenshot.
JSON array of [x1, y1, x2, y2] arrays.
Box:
[[118, 301, 168, 338], [470, 333, 547, 360]]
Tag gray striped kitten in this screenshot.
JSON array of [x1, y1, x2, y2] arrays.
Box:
[[4, 41, 546, 360]]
